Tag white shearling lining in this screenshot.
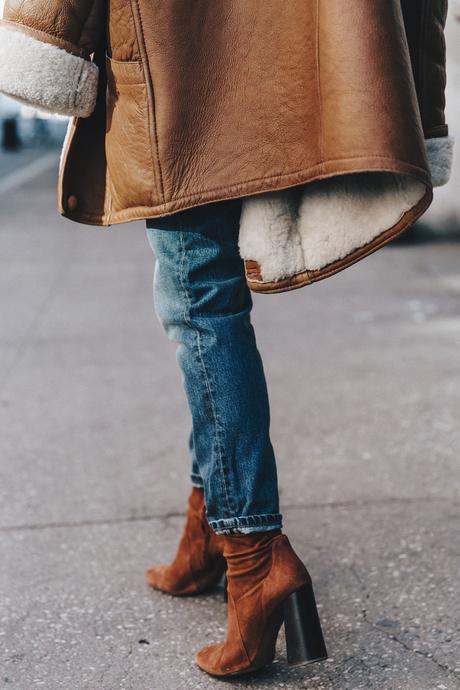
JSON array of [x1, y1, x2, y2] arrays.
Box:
[[426, 136, 455, 187], [0, 26, 98, 118], [239, 136, 454, 283], [239, 173, 425, 281]]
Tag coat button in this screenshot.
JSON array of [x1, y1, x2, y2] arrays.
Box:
[[67, 195, 78, 211]]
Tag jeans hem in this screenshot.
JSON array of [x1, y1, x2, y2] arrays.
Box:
[[190, 474, 204, 488], [209, 513, 282, 535]]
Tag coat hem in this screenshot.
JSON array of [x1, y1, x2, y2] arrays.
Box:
[[60, 155, 431, 227]]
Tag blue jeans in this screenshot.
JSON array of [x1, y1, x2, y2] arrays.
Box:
[[146, 199, 282, 534]]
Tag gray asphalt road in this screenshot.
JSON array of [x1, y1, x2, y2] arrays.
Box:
[[1, 151, 460, 690]]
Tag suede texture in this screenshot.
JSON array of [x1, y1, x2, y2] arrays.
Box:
[[195, 531, 310, 677], [144, 487, 225, 596]]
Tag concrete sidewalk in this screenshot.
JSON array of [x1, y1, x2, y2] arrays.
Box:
[[0, 161, 459, 689], [0, 146, 59, 180]]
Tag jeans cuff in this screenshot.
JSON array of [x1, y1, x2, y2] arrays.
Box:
[[209, 513, 282, 535], [190, 473, 204, 488]]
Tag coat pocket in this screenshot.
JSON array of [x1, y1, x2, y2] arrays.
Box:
[[105, 55, 158, 212]]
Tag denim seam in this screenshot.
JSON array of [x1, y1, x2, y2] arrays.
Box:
[[177, 231, 234, 518], [212, 525, 283, 535], [209, 513, 283, 535], [209, 513, 282, 527]]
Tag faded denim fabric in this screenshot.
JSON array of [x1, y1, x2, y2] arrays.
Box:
[[146, 199, 282, 534]]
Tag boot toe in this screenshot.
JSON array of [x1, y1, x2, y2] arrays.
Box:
[[144, 564, 194, 595], [144, 565, 168, 590], [195, 643, 227, 675], [195, 642, 250, 676]]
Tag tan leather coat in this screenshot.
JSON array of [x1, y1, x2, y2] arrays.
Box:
[[0, 1, 453, 292]]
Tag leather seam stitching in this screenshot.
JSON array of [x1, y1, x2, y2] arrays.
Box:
[[315, 0, 323, 167], [132, 0, 165, 205], [122, 154, 430, 201], [419, 0, 429, 126], [63, 155, 431, 225]]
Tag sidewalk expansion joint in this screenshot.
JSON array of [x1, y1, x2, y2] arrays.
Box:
[[0, 495, 456, 533], [350, 564, 460, 680]]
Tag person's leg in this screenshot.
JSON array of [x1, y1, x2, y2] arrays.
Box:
[[146, 198, 281, 535], [188, 429, 203, 489], [145, 200, 327, 675]]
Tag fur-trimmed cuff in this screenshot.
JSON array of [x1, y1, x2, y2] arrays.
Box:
[[426, 136, 455, 187], [0, 26, 98, 118]]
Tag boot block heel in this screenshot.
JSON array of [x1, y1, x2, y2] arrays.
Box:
[[283, 581, 328, 666]]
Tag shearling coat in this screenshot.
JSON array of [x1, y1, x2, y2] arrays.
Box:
[[0, 1, 454, 293]]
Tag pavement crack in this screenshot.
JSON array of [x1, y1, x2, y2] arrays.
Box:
[[350, 564, 460, 681], [0, 496, 457, 533], [284, 495, 459, 512], [0, 511, 185, 533], [370, 619, 460, 679]]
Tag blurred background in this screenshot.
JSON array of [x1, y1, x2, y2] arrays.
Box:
[[0, 95, 67, 148], [0, 7, 459, 690]]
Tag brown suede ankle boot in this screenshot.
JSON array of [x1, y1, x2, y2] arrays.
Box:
[[195, 530, 328, 677], [144, 487, 225, 596]]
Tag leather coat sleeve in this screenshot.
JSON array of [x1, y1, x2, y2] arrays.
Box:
[[2, 0, 105, 56], [401, 0, 449, 138], [0, 0, 105, 117]]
